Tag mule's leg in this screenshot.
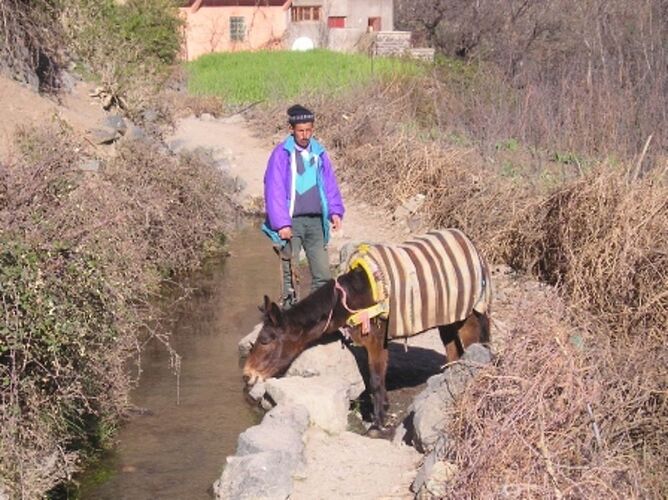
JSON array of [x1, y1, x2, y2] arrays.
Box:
[[355, 321, 389, 431], [439, 311, 490, 363]]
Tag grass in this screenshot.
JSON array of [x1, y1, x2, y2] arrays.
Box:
[[186, 49, 426, 104]]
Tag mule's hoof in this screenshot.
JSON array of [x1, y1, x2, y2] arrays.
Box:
[[365, 425, 391, 439]]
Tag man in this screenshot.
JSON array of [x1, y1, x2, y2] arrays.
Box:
[[262, 104, 345, 308]]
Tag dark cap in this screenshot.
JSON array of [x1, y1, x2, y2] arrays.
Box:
[[287, 104, 315, 125]]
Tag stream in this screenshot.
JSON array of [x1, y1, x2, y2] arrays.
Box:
[[80, 223, 276, 499]]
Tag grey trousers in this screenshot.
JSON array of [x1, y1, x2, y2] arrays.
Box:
[[281, 215, 331, 307]]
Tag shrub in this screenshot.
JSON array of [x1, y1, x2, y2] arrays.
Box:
[[62, 0, 184, 116], [0, 125, 234, 497]]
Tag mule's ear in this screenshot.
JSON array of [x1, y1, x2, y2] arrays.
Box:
[[268, 301, 283, 327], [259, 295, 272, 314]]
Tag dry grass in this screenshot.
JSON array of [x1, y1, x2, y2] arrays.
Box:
[[496, 167, 668, 339], [443, 277, 667, 498]]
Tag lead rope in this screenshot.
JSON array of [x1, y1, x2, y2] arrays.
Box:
[[332, 279, 374, 336], [274, 243, 299, 306], [319, 279, 353, 337]]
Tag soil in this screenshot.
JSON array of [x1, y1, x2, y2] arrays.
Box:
[[0, 76, 109, 161]]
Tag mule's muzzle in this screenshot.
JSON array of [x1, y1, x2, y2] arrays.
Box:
[[242, 368, 263, 387]]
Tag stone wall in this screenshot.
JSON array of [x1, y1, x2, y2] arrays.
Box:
[[374, 30, 411, 57]]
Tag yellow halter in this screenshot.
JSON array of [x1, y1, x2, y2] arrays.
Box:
[[345, 244, 389, 332]]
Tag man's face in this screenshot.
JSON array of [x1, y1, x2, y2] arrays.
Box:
[[291, 122, 314, 148]]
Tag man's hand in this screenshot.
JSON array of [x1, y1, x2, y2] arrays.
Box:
[[331, 214, 342, 231], [278, 226, 292, 240]]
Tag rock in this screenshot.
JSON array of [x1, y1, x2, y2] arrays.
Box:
[[411, 435, 457, 496], [247, 379, 266, 401], [264, 404, 310, 434], [234, 176, 247, 193], [86, 113, 129, 145], [409, 344, 492, 451], [59, 70, 79, 93], [104, 114, 127, 135], [87, 127, 119, 145], [286, 339, 365, 400], [414, 458, 458, 499], [213, 450, 294, 500], [78, 159, 101, 172], [219, 114, 245, 125], [123, 124, 147, 141], [236, 420, 303, 463], [141, 108, 160, 124], [392, 193, 426, 221], [265, 375, 350, 434]]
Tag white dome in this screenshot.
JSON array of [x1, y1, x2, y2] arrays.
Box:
[[291, 37, 315, 51]]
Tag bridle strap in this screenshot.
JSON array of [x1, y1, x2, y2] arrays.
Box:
[[321, 278, 359, 335], [334, 279, 359, 314]]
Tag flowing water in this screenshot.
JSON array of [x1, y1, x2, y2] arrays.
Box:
[[81, 224, 276, 499]]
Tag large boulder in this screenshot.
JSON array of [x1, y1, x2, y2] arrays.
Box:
[[265, 375, 350, 434], [263, 404, 310, 434], [286, 339, 365, 400], [409, 344, 492, 452], [214, 404, 310, 499], [213, 450, 294, 500], [236, 419, 304, 462]]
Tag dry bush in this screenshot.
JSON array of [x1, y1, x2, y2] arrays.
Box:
[[162, 90, 226, 121], [497, 167, 668, 339], [443, 281, 667, 498], [0, 126, 235, 496]]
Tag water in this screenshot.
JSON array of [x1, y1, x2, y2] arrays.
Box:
[[81, 224, 278, 499]]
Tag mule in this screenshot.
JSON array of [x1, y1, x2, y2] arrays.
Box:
[[243, 229, 492, 432]]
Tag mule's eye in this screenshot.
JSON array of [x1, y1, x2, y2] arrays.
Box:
[[258, 331, 276, 345]]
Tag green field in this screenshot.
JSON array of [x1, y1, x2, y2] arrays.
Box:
[[187, 49, 425, 103]]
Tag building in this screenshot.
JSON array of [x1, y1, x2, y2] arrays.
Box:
[[286, 0, 393, 52], [179, 0, 396, 60], [180, 0, 291, 60]]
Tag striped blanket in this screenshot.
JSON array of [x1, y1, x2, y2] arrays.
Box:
[[345, 229, 492, 339]]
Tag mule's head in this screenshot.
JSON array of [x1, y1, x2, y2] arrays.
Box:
[[243, 295, 309, 386]]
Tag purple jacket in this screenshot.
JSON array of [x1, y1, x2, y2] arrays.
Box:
[[263, 134, 344, 245]]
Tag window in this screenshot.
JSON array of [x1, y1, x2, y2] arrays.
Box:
[[230, 16, 245, 42], [328, 16, 345, 29], [368, 17, 381, 32], [291, 6, 321, 22]]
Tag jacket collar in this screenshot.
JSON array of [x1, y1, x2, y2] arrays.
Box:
[[283, 134, 325, 156]]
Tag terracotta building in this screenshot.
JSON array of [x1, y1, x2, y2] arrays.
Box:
[[180, 0, 395, 60]]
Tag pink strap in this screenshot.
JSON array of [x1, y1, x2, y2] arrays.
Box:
[[334, 279, 358, 314]]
